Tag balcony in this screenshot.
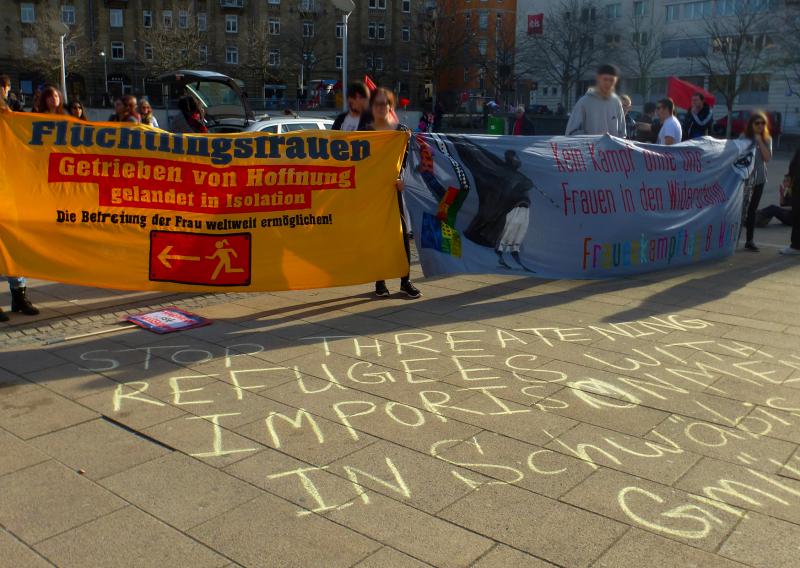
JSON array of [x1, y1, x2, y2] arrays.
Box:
[[219, 0, 245, 8]]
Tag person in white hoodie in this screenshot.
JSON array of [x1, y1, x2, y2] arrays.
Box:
[[565, 64, 626, 138]]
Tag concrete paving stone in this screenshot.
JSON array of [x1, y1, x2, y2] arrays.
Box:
[[173, 384, 296, 429], [233, 399, 376, 467], [226, 331, 348, 364], [0, 348, 67, 375], [709, 376, 800, 411], [189, 492, 380, 568], [33, 506, 227, 568], [436, 431, 594, 499], [560, 467, 739, 551], [0, 430, 49, 477], [778, 448, 800, 481], [535, 387, 669, 437], [0, 384, 98, 440], [438, 483, 626, 568], [30, 418, 170, 480], [723, 327, 800, 351], [325, 491, 493, 568], [718, 512, 800, 568], [544, 422, 703, 485], [328, 441, 489, 515], [142, 415, 265, 467], [646, 414, 797, 476], [22, 364, 119, 401], [674, 456, 800, 525], [0, 529, 53, 568], [100, 452, 263, 530], [471, 544, 557, 567], [0, 460, 126, 544], [224, 447, 365, 515], [353, 546, 432, 568], [594, 527, 748, 568], [76, 382, 188, 431]]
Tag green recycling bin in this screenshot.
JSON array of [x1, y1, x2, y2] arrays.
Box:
[[487, 116, 506, 135]]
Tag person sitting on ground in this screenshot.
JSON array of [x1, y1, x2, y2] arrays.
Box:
[[565, 64, 626, 137], [170, 95, 208, 133], [682, 93, 713, 140], [512, 106, 535, 136], [756, 174, 793, 227], [656, 98, 682, 145], [138, 98, 159, 128]]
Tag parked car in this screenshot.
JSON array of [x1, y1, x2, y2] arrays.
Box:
[[713, 110, 782, 138], [244, 117, 334, 134]]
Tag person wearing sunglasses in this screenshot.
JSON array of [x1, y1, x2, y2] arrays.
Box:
[[741, 111, 773, 252], [69, 100, 87, 120]]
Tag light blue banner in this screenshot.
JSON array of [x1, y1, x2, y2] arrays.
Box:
[[403, 134, 754, 279]]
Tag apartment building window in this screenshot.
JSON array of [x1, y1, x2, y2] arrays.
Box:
[[61, 6, 76, 25], [268, 0, 281, 5], [65, 42, 77, 57], [401, 59, 410, 72], [739, 73, 770, 104], [633, 1, 647, 16], [162, 10, 173, 28], [581, 6, 596, 20], [336, 21, 344, 37], [143, 43, 154, 60], [606, 3, 621, 19], [375, 56, 383, 71], [20, 3, 35, 23], [685, 1, 711, 19], [198, 12, 207, 31], [368, 0, 387, 9], [496, 12, 501, 29], [632, 31, 649, 46], [661, 37, 706, 57], [111, 41, 124, 60], [665, 4, 680, 21], [478, 10, 488, 29], [268, 49, 280, 66], [335, 53, 342, 69], [300, 0, 315, 10], [605, 33, 621, 47], [269, 17, 280, 34], [178, 10, 189, 28], [465, 12, 471, 28], [478, 38, 487, 55], [401, 26, 410, 41], [368, 22, 386, 39], [143, 10, 152, 28], [199, 45, 208, 62], [366, 55, 373, 69], [402, 0, 410, 11], [110, 9, 123, 28], [226, 15, 238, 33], [226, 46, 238, 64], [303, 21, 314, 37], [22, 37, 38, 56]]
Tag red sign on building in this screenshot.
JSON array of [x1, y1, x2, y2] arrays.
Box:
[[149, 231, 251, 287], [528, 13, 544, 34]]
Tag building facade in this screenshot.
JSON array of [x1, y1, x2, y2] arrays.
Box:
[[0, 0, 428, 109], [515, 0, 800, 131]]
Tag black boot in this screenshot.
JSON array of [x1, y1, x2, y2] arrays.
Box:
[[0, 308, 8, 322], [11, 288, 39, 315]]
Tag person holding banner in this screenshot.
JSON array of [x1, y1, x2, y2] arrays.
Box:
[[37, 86, 66, 115], [332, 82, 372, 132], [565, 64, 626, 138], [365, 87, 421, 299], [741, 111, 773, 252], [780, 148, 800, 256], [656, 98, 682, 145]]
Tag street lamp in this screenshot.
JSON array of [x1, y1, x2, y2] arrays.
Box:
[[331, 0, 355, 111], [50, 20, 70, 104], [99, 51, 108, 97]]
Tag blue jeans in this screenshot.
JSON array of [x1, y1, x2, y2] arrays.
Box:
[[6, 277, 25, 290]]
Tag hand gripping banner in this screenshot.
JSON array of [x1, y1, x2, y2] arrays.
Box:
[[403, 133, 754, 278], [0, 113, 410, 291]]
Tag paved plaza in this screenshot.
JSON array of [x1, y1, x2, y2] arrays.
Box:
[[1, 164, 800, 567]]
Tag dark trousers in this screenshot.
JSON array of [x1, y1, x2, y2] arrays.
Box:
[[377, 191, 411, 286], [792, 188, 800, 249], [745, 183, 765, 242], [759, 205, 793, 226]]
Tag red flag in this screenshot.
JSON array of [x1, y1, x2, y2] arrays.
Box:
[[364, 75, 377, 91], [666, 76, 716, 110]]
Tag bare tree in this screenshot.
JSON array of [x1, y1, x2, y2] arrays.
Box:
[[691, 0, 775, 137], [243, 17, 279, 89], [609, 12, 668, 104], [516, 0, 600, 109], [478, 32, 520, 107], [777, 3, 800, 104], [283, 4, 326, 103], [20, 5, 91, 84], [142, 6, 206, 76], [416, 0, 475, 107]]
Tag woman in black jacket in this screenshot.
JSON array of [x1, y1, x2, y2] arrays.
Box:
[[781, 149, 800, 255]]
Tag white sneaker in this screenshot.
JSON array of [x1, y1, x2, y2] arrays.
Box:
[[779, 246, 800, 256]]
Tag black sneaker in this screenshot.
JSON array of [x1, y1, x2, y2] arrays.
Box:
[[744, 241, 760, 252], [375, 281, 390, 297], [400, 281, 421, 299]]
